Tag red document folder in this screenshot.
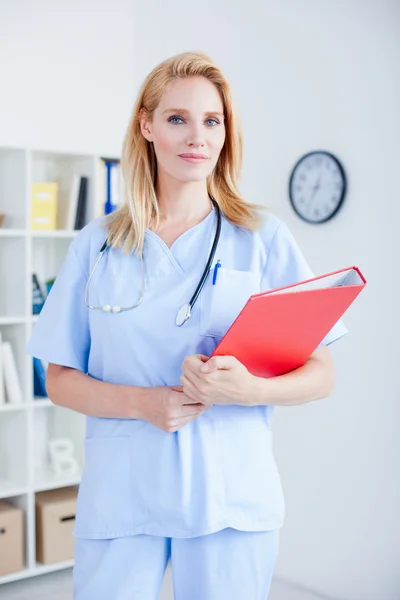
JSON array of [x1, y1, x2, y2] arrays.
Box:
[[211, 266, 367, 378]]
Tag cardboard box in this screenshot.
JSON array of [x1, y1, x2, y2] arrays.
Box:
[[31, 182, 58, 230], [36, 486, 77, 564], [0, 501, 24, 576]]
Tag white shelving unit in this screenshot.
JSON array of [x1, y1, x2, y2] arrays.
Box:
[[0, 146, 105, 584]]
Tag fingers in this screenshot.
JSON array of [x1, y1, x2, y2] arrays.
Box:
[[175, 408, 209, 429], [181, 355, 207, 378], [169, 388, 200, 404], [180, 403, 207, 417]]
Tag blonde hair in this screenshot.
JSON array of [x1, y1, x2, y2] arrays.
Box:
[[106, 51, 267, 255]]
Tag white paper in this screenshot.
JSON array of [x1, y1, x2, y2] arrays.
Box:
[[267, 267, 363, 296], [0, 333, 5, 405], [2, 341, 23, 404]]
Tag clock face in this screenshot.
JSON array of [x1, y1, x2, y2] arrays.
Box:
[[289, 151, 346, 223]]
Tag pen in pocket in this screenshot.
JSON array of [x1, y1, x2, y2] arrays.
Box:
[[212, 260, 222, 285]]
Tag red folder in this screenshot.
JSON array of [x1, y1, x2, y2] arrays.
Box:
[[211, 266, 367, 378]]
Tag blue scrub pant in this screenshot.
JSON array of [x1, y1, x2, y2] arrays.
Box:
[[73, 527, 279, 600]]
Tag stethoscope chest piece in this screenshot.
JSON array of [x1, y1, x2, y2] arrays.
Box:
[[176, 303, 191, 327]]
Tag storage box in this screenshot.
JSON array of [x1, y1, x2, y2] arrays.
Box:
[[35, 486, 77, 564], [0, 501, 24, 576], [31, 182, 58, 230]]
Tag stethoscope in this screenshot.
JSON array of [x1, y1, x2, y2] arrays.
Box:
[[84, 196, 222, 327]]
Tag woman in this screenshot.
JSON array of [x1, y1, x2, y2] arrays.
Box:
[[27, 51, 347, 600]]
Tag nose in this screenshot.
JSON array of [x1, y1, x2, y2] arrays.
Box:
[[185, 122, 206, 149]]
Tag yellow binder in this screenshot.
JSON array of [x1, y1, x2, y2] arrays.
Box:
[[31, 182, 58, 230]]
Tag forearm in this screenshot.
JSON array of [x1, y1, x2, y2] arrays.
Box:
[[248, 350, 335, 407], [46, 364, 147, 419]]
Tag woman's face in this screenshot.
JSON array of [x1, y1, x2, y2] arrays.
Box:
[[141, 76, 226, 183]]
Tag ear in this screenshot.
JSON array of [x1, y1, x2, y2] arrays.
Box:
[[139, 108, 154, 142]]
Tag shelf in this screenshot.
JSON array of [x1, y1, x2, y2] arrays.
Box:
[[30, 398, 52, 408], [0, 316, 28, 325], [34, 466, 81, 492], [0, 560, 74, 585], [0, 229, 79, 238], [31, 230, 79, 239], [0, 477, 28, 500], [0, 145, 98, 585], [0, 229, 27, 237], [0, 403, 26, 413]]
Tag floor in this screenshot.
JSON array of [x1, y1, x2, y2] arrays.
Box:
[[1, 566, 329, 600]]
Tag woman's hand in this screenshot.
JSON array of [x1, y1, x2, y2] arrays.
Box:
[[180, 354, 254, 406], [139, 386, 209, 433]]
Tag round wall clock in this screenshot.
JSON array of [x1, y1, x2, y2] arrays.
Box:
[[289, 151, 346, 223]]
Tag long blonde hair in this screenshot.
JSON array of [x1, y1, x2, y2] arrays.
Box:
[[106, 51, 266, 255]]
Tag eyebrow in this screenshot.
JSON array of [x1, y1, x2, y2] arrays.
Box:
[[162, 108, 224, 117]]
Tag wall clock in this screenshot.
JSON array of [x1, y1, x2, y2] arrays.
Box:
[[289, 151, 346, 223]]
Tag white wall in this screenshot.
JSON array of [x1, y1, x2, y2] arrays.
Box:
[[0, 0, 135, 156], [1, 1, 399, 598], [131, 1, 399, 599]]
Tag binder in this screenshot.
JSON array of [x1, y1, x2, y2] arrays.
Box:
[[211, 266, 367, 378], [74, 176, 88, 230], [33, 358, 48, 398]]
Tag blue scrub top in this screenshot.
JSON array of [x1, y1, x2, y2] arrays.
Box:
[[27, 207, 347, 539]]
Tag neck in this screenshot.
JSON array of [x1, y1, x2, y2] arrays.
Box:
[[155, 175, 212, 225]]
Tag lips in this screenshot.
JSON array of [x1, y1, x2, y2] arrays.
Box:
[[179, 153, 209, 159]]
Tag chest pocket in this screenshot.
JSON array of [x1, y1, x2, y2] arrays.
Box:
[[199, 267, 261, 339]]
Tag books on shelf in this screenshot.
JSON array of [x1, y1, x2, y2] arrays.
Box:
[[33, 358, 48, 398], [66, 175, 88, 230], [31, 182, 58, 230], [1, 340, 23, 404]]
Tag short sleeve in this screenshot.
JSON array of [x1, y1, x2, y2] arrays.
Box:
[[26, 244, 90, 372], [261, 219, 348, 348]]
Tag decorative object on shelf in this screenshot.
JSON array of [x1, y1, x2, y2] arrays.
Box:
[[33, 357, 47, 397], [32, 273, 46, 315], [0, 501, 24, 576], [48, 438, 80, 477], [101, 157, 121, 215], [1, 341, 23, 404], [35, 487, 77, 564], [31, 182, 58, 230], [45, 277, 56, 295], [289, 150, 346, 224], [0, 332, 5, 405], [0, 213, 6, 228]]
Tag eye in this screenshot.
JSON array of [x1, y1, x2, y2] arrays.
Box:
[[168, 116, 184, 124], [205, 119, 220, 127]]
